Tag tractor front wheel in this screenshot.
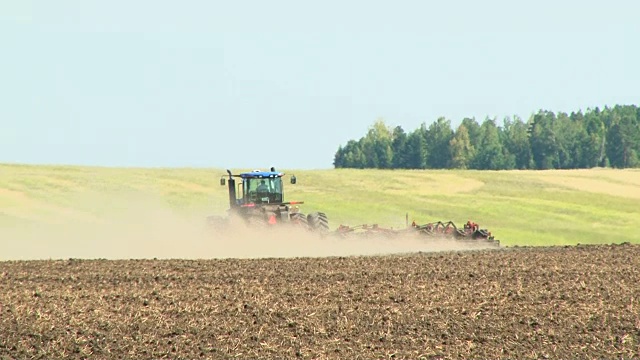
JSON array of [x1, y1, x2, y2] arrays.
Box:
[[290, 212, 309, 229]]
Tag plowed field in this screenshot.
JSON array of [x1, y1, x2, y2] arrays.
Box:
[[1, 244, 639, 359]]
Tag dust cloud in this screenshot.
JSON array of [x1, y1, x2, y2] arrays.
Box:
[[1, 194, 497, 261]]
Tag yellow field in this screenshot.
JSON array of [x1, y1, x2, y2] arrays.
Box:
[[1, 164, 639, 260]]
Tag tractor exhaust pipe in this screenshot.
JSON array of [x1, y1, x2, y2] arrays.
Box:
[[226, 169, 237, 208]]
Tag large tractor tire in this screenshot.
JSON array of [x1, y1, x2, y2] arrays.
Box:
[[245, 213, 269, 229], [290, 212, 309, 229], [307, 212, 330, 233]]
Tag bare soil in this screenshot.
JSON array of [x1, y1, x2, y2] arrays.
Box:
[[1, 243, 639, 359]]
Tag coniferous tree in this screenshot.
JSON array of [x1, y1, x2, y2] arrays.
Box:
[[405, 125, 428, 169], [606, 113, 640, 168], [473, 118, 512, 170], [529, 111, 559, 169], [449, 124, 474, 169], [425, 117, 454, 168], [502, 115, 532, 169], [391, 126, 409, 168], [582, 110, 607, 167], [554, 112, 586, 169]]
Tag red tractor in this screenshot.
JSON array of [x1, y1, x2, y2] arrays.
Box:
[[207, 167, 330, 233]]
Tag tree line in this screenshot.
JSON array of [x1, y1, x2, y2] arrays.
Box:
[[333, 105, 640, 170]]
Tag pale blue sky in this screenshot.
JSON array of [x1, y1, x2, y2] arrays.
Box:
[[1, 0, 638, 169]]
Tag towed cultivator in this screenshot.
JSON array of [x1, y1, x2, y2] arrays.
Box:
[[333, 219, 500, 247], [208, 167, 500, 248]]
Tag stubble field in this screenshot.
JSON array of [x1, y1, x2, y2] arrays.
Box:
[[2, 243, 639, 359]]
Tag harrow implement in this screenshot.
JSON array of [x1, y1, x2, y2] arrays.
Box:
[[331, 218, 500, 247]]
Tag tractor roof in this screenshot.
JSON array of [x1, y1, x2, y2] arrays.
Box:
[[239, 170, 284, 179]]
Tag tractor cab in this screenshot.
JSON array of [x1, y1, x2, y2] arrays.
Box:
[[241, 171, 285, 204], [220, 168, 297, 208]]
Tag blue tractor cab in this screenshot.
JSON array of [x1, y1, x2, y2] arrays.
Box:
[[220, 167, 298, 208]]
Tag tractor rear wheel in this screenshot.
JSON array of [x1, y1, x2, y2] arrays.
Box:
[[307, 212, 330, 233], [290, 212, 309, 229], [247, 215, 267, 228]]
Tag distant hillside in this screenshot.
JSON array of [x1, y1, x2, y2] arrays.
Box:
[[1, 164, 639, 253]]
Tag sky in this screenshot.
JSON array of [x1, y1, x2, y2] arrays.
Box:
[[1, 0, 638, 170]]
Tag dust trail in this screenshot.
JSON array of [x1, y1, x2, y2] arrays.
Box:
[[1, 195, 498, 261]]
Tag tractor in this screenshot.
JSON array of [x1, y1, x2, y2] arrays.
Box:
[[208, 167, 330, 233], [207, 167, 501, 248]]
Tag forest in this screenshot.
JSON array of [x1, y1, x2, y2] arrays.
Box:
[[333, 105, 640, 170]]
